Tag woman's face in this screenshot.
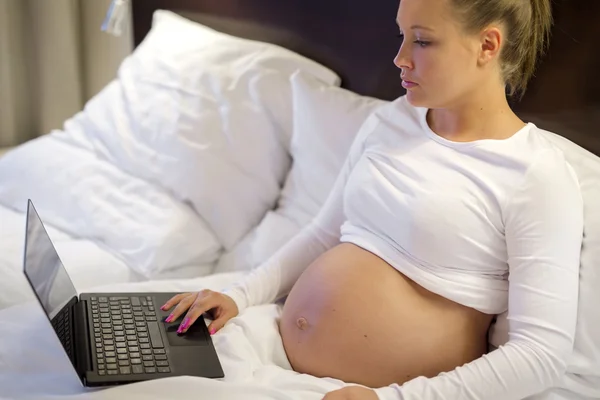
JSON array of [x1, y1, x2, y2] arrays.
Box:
[[394, 0, 500, 109]]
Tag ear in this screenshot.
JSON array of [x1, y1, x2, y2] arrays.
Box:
[[478, 26, 503, 66]]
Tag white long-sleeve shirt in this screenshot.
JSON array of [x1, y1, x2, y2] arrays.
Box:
[[224, 96, 584, 400]]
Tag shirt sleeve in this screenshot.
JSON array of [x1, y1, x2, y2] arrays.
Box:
[[374, 148, 584, 400], [223, 114, 380, 314]]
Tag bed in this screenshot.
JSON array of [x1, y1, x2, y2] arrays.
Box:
[[0, 0, 599, 399]]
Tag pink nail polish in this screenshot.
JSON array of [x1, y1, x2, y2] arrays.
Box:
[[210, 328, 216, 335], [177, 326, 184, 334], [160, 305, 167, 311], [181, 318, 190, 330], [165, 314, 173, 323]]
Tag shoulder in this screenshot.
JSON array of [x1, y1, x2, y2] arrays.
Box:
[[520, 125, 580, 188]]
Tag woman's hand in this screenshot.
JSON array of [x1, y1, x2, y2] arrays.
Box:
[[322, 386, 379, 400], [160, 289, 239, 335]]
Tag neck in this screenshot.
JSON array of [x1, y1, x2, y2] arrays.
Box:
[[427, 83, 524, 142]]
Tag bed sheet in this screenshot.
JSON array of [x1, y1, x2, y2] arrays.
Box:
[[0, 273, 353, 400]]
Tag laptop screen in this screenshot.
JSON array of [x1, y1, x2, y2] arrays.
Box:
[[23, 200, 78, 321]]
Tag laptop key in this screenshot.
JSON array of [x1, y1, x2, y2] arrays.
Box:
[[107, 370, 118, 375], [126, 335, 137, 341], [99, 297, 108, 303], [124, 319, 134, 324], [153, 349, 166, 355], [137, 326, 147, 332], [117, 348, 127, 354], [129, 347, 139, 353], [104, 345, 115, 352], [101, 318, 110, 324], [106, 363, 117, 370], [125, 324, 135, 330], [146, 317, 157, 322], [130, 352, 140, 358], [115, 332, 124, 337], [138, 332, 148, 338], [133, 364, 144, 374], [118, 354, 128, 360], [145, 367, 156, 374], [98, 370, 106, 376], [116, 343, 126, 348], [102, 329, 112, 334], [158, 367, 171, 374], [141, 349, 152, 355], [105, 352, 116, 357], [140, 343, 150, 349], [131, 358, 142, 365], [115, 337, 125, 342], [105, 357, 116, 363], [127, 341, 138, 347], [125, 330, 136, 335], [143, 361, 155, 367], [155, 355, 167, 361], [114, 326, 124, 332], [156, 361, 169, 367], [131, 297, 140, 306], [132, 306, 142, 312], [120, 366, 131, 375], [118, 359, 130, 366], [139, 338, 149, 344], [147, 322, 164, 348], [142, 355, 153, 361]]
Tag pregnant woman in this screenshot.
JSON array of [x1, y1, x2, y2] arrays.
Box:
[[162, 0, 584, 399]]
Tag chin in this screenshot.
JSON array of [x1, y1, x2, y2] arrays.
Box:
[[405, 90, 428, 108]]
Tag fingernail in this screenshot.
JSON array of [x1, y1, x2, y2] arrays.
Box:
[[165, 314, 174, 323], [181, 318, 190, 330], [177, 325, 184, 334], [209, 328, 216, 336], [160, 305, 167, 311]]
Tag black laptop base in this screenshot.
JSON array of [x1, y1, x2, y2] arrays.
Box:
[[77, 292, 224, 387]]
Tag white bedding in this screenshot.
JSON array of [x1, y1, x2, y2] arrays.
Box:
[[0, 274, 351, 400]]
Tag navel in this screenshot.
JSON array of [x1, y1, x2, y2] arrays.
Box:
[[296, 316, 309, 330]]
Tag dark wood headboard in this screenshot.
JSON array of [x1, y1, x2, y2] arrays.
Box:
[[131, 0, 600, 155]]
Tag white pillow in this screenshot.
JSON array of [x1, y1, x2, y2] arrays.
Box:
[[0, 135, 221, 280], [62, 10, 341, 251], [215, 71, 388, 272]]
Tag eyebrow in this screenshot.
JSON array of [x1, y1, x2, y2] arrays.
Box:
[[395, 21, 435, 32]]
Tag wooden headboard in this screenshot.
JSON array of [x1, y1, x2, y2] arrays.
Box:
[[131, 0, 600, 155]]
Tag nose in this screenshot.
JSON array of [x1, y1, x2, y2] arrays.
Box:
[[393, 41, 412, 71]]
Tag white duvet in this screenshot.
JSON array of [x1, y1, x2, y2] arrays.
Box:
[[0, 275, 350, 400]]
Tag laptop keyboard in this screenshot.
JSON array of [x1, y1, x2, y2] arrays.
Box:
[[51, 306, 73, 359], [90, 296, 171, 376]]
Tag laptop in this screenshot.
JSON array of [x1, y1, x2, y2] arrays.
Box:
[[21, 199, 224, 387]]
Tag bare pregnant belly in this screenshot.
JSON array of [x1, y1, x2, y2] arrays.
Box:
[[279, 243, 494, 388]]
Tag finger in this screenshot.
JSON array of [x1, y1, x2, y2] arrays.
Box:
[[206, 310, 236, 336], [165, 293, 198, 323], [160, 293, 188, 311], [177, 292, 220, 334]]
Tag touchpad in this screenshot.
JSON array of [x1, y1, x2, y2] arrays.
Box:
[[164, 321, 209, 346]]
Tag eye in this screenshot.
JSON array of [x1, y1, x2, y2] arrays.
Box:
[[414, 40, 430, 47]]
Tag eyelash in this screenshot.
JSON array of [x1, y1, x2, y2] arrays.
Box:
[[396, 33, 430, 47]]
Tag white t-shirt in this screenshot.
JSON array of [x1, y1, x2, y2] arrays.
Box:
[[224, 96, 584, 400]]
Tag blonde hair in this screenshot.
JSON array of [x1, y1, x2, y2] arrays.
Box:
[[450, 0, 553, 99]]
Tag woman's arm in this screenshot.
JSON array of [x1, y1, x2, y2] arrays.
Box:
[[223, 114, 380, 314], [374, 148, 584, 400]]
